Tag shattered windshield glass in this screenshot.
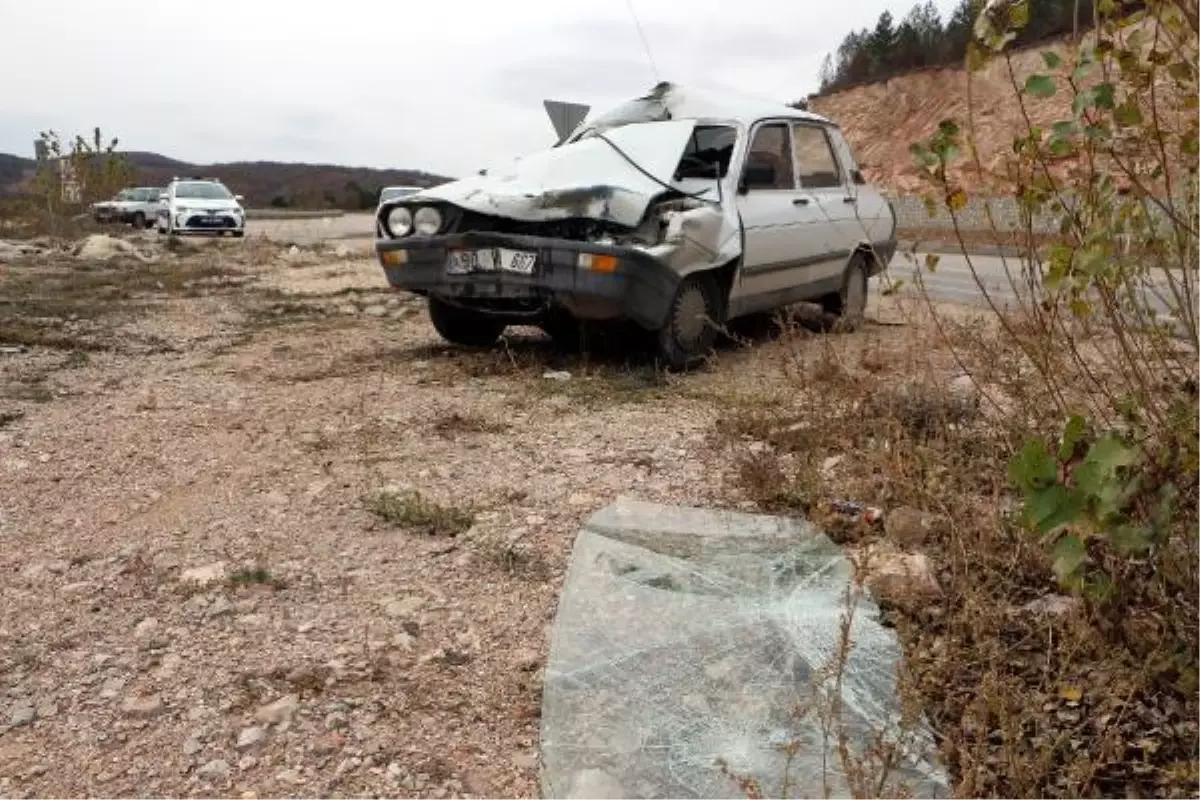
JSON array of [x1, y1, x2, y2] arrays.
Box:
[[540, 498, 950, 799]]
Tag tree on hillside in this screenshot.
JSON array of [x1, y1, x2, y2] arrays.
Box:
[[816, 0, 1111, 94]]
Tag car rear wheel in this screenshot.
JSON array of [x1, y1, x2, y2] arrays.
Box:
[[656, 272, 722, 370], [131, 212, 145, 229], [822, 253, 869, 331], [427, 296, 506, 348]]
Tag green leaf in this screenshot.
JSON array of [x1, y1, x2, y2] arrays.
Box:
[[1025, 74, 1057, 98], [937, 119, 960, 138], [1086, 434, 1139, 472], [1059, 414, 1088, 461], [880, 279, 905, 297], [1110, 524, 1151, 554], [1051, 534, 1089, 580], [1010, 439, 1058, 491], [1073, 88, 1097, 116], [1114, 102, 1143, 126], [924, 253, 940, 273], [1042, 51, 1063, 69], [1008, 0, 1030, 30], [1027, 485, 1086, 534], [1051, 120, 1079, 139], [1093, 82, 1116, 110]]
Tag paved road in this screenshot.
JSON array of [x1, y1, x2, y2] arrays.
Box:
[[246, 212, 375, 244], [888, 250, 1192, 332]]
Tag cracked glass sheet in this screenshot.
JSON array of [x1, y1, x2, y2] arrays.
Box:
[[540, 498, 949, 799]]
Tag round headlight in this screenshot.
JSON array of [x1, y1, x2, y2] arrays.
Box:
[[413, 206, 443, 236], [387, 206, 413, 237]]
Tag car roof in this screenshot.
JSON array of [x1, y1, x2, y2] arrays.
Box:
[[572, 81, 831, 138]]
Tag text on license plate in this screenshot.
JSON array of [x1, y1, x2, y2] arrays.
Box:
[[446, 248, 537, 275]]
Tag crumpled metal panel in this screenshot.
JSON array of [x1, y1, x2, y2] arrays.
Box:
[[415, 120, 700, 229], [540, 498, 950, 799]]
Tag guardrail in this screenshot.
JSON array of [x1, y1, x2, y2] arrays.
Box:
[[243, 209, 347, 221]]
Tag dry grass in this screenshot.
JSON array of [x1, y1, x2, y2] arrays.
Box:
[[366, 489, 475, 537], [717, 297, 1199, 798]]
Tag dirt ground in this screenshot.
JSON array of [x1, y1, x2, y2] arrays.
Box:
[[0, 231, 944, 798]]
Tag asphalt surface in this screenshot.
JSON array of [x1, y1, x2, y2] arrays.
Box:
[[889, 250, 1191, 333]]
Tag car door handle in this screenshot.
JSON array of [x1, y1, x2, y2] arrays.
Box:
[[792, 197, 810, 206], [842, 196, 857, 204]]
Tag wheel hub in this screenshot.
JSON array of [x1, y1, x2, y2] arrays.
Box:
[[674, 285, 709, 346]]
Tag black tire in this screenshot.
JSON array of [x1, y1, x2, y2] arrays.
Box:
[[821, 253, 870, 332], [232, 230, 245, 238], [131, 212, 145, 229], [540, 308, 586, 352], [656, 273, 723, 370], [427, 296, 506, 347]]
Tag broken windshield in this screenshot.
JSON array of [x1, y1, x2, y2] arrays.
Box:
[[571, 122, 737, 183]]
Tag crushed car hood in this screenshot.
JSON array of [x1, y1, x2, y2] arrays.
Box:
[[412, 119, 701, 229]]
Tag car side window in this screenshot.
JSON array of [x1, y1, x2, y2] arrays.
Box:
[[744, 122, 795, 191], [792, 124, 842, 189]]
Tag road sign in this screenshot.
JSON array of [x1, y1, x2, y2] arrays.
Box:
[[543, 100, 590, 143]]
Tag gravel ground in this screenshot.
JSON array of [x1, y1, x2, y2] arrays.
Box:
[[5, 234, 904, 798]]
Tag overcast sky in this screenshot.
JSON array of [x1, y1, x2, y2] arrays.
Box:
[[1, 0, 957, 178]]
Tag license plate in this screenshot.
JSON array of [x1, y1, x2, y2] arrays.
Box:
[[202, 216, 222, 224], [446, 248, 537, 276]]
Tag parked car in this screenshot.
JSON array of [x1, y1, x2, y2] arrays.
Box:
[[156, 177, 246, 237], [375, 186, 421, 237], [373, 82, 897, 368], [91, 187, 163, 228]]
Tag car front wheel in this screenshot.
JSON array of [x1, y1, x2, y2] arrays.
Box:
[[656, 272, 722, 370], [427, 296, 506, 347]]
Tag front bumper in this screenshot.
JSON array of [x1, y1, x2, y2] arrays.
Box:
[[171, 211, 245, 234], [375, 231, 681, 330]]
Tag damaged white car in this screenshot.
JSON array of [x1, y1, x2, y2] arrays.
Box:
[[374, 82, 897, 368]]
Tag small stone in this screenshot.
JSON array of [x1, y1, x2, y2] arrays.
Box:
[[820, 455, 845, 476], [35, 701, 58, 719], [121, 693, 164, 718], [324, 711, 349, 730], [513, 750, 539, 770], [134, 617, 159, 638], [254, 693, 300, 726], [207, 595, 234, 618], [312, 731, 345, 755], [884, 507, 949, 547], [180, 562, 227, 587], [363, 304, 388, 317], [46, 559, 70, 574], [542, 370, 571, 381], [1020, 594, 1081, 616], [382, 596, 425, 619], [853, 543, 940, 601], [238, 755, 258, 770], [948, 373, 981, 407], [236, 725, 268, 752], [183, 735, 204, 756], [514, 648, 542, 672], [99, 677, 125, 699], [196, 759, 230, 782], [9, 703, 35, 727], [276, 768, 303, 784]]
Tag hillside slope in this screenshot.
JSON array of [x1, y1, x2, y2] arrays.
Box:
[[0, 152, 450, 209], [809, 18, 1185, 197]]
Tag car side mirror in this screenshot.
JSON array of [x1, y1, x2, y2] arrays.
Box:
[[740, 163, 776, 193], [234, 194, 244, 203]]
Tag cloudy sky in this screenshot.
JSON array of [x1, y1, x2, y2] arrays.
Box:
[[1, 0, 957, 178]]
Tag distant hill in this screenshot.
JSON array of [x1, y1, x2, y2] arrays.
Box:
[[0, 151, 452, 210]]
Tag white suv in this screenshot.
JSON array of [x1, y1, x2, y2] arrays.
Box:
[[157, 177, 246, 237]]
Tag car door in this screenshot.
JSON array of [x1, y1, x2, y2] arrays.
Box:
[[735, 120, 829, 305], [791, 122, 858, 285]]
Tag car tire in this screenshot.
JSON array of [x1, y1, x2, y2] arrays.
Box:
[[822, 253, 870, 332], [427, 296, 506, 348], [131, 212, 145, 229], [656, 272, 723, 370], [232, 230, 245, 238]]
